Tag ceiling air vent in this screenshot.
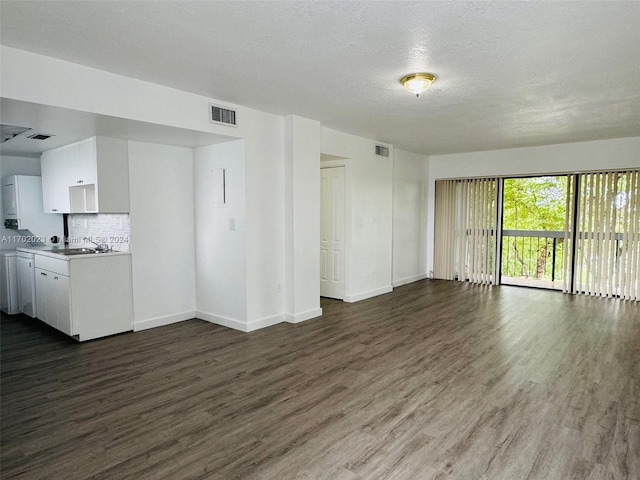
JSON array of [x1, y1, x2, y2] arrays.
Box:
[[27, 133, 55, 141], [209, 103, 237, 127], [375, 145, 390, 158]]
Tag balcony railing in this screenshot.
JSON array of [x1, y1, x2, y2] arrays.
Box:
[[501, 230, 565, 290]]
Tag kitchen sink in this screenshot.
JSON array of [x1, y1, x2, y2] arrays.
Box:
[[45, 248, 100, 256]]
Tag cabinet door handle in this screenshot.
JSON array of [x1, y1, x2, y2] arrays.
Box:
[[29, 262, 32, 267], [54, 276, 58, 280], [40, 272, 47, 276], [52, 208, 58, 212]]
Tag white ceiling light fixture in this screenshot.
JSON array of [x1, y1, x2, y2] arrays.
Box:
[[400, 73, 436, 97]]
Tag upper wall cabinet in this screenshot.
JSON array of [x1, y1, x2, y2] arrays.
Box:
[[41, 137, 130, 213], [41, 143, 74, 213]]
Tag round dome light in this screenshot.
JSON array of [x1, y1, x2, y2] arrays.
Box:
[[400, 73, 436, 97]]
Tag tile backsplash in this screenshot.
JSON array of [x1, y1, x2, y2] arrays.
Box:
[[67, 214, 131, 252]]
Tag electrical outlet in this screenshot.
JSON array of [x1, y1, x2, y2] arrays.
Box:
[[277, 283, 282, 292], [229, 218, 235, 231]]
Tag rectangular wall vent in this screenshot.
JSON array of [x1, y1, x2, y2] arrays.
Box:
[[375, 145, 390, 157], [209, 103, 237, 126]]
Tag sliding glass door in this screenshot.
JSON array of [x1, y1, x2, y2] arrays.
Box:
[[434, 169, 639, 301], [500, 176, 570, 291]]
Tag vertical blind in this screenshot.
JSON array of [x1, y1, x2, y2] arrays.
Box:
[[434, 178, 498, 285], [434, 170, 639, 301], [433, 181, 457, 280], [575, 170, 639, 301], [562, 175, 576, 294]]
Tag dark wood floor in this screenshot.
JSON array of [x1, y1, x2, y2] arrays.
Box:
[[1, 280, 639, 480]]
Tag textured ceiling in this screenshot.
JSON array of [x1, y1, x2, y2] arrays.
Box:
[[1, 1, 639, 155]]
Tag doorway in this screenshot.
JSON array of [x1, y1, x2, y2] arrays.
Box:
[[320, 167, 345, 299], [500, 176, 569, 290]]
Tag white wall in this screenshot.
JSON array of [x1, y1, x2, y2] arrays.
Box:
[[0, 46, 243, 140], [0, 155, 45, 251], [284, 116, 322, 323], [2, 46, 292, 331], [392, 149, 429, 286], [243, 110, 286, 327], [321, 128, 394, 302], [2, 46, 446, 333], [128, 141, 196, 330], [194, 140, 248, 329], [426, 136, 640, 274]]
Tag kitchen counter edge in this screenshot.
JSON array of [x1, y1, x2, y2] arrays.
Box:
[[16, 247, 131, 261]]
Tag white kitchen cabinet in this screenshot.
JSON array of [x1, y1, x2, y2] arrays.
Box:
[[41, 143, 75, 213], [33, 252, 133, 341], [35, 268, 53, 327], [51, 273, 71, 335], [41, 136, 130, 214], [3, 181, 17, 216], [0, 252, 19, 314], [35, 267, 70, 333], [3, 175, 64, 239], [17, 254, 37, 318], [34, 268, 46, 323], [74, 137, 98, 186]]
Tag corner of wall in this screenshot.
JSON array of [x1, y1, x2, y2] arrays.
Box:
[[343, 285, 393, 303], [285, 307, 323, 324], [134, 311, 195, 332]]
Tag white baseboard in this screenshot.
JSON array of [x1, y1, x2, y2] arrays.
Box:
[[133, 307, 322, 334], [343, 285, 393, 303], [246, 313, 285, 332], [392, 273, 428, 287], [285, 307, 323, 324], [133, 310, 195, 332], [196, 310, 250, 332], [196, 310, 285, 332]]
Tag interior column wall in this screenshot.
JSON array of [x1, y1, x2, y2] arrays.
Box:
[[284, 115, 322, 323], [243, 110, 286, 328]]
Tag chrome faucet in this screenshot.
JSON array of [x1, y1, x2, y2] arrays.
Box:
[[84, 237, 110, 252]]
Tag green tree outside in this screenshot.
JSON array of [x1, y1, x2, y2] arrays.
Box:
[[502, 176, 568, 281]]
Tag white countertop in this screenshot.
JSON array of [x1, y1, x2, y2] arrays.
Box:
[[16, 246, 131, 261]]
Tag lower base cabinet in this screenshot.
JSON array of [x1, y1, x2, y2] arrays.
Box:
[[17, 255, 37, 318], [34, 253, 133, 341], [35, 268, 71, 335]]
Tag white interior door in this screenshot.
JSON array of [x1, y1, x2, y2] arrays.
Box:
[[320, 167, 345, 299]]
